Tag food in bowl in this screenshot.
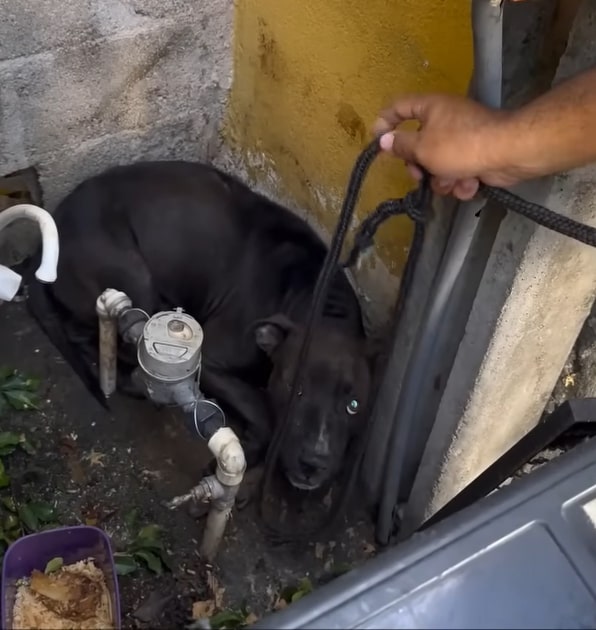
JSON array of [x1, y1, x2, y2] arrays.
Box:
[[12, 558, 113, 630]]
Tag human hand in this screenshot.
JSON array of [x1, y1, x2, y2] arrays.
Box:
[[373, 93, 527, 200]]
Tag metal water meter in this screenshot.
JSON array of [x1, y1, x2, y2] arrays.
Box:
[[135, 308, 204, 411]]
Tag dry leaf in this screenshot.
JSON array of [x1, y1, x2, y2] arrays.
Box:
[[274, 597, 288, 611], [59, 436, 87, 485], [206, 570, 225, 609], [84, 449, 106, 467], [362, 542, 376, 555], [564, 373, 576, 388], [314, 543, 325, 560], [245, 612, 259, 625], [192, 600, 216, 619]]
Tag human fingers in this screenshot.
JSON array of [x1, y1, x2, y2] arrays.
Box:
[[431, 177, 456, 196], [452, 178, 479, 200], [372, 94, 433, 136], [405, 162, 423, 181], [379, 130, 419, 163]]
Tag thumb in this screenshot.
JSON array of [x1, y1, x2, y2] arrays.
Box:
[[379, 130, 419, 163]]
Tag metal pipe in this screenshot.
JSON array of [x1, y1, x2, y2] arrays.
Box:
[[375, 0, 505, 545]]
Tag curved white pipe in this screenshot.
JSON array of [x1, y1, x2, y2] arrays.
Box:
[[0, 204, 59, 283]]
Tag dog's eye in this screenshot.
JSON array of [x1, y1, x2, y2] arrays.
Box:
[[346, 399, 359, 415], [286, 382, 303, 396]]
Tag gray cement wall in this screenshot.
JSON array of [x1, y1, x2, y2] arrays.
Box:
[[0, 0, 233, 260], [402, 0, 596, 532]]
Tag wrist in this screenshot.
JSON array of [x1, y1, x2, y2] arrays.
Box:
[[483, 107, 548, 182]]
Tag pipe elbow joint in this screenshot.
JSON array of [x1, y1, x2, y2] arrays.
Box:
[[96, 288, 133, 319], [0, 204, 59, 283], [208, 427, 246, 486]]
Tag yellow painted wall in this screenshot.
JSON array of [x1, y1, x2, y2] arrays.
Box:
[[224, 0, 473, 276]]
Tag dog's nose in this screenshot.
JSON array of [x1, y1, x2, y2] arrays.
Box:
[[299, 451, 328, 477]]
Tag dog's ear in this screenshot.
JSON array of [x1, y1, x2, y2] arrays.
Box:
[[254, 313, 296, 356]]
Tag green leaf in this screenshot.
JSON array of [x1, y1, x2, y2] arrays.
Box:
[[0, 460, 10, 488], [131, 524, 164, 551], [18, 504, 39, 532], [0, 433, 35, 456], [4, 513, 20, 532], [0, 432, 21, 450], [291, 590, 306, 603], [18, 436, 36, 456], [1, 496, 16, 512], [113, 553, 138, 576], [44, 557, 64, 574], [27, 502, 55, 523], [136, 524, 161, 542], [157, 548, 174, 571], [133, 549, 163, 575], [3, 390, 39, 411], [281, 577, 313, 605], [209, 610, 247, 629], [0, 372, 38, 392], [297, 577, 313, 594], [124, 508, 138, 532], [0, 367, 14, 381]]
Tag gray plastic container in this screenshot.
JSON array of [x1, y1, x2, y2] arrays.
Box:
[[255, 437, 596, 629]]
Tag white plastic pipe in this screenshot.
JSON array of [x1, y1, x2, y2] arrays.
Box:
[[0, 204, 59, 283], [0, 265, 22, 302], [96, 289, 133, 398], [208, 427, 246, 485], [167, 425, 246, 561]]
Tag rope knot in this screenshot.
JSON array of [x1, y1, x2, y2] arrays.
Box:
[[403, 190, 428, 224]]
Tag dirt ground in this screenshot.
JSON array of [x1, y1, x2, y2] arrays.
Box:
[[0, 301, 377, 629]]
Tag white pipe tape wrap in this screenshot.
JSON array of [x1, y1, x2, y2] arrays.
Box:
[[208, 427, 246, 485]]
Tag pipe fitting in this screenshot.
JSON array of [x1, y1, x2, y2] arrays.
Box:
[[96, 289, 133, 319], [0, 204, 59, 283], [193, 399, 226, 441], [165, 475, 223, 510], [199, 484, 241, 562], [166, 424, 246, 561], [0, 265, 23, 303], [96, 289, 134, 398], [208, 427, 247, 486], [118, 307, 149, 345]]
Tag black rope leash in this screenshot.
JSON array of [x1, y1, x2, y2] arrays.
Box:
[[258, 137, 596, 544], [258, 140, 387, 543], [258, 140, 432, 544]]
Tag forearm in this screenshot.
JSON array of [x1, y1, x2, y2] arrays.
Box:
[[498, 66, 596, 179]]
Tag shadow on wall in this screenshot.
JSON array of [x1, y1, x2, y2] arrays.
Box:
[[0, 0, 233, 220]]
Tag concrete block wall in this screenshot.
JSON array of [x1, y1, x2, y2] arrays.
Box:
[[0, 0, 232, 219]]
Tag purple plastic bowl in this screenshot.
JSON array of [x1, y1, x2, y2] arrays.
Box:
[[1, 525, 121, 629]]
